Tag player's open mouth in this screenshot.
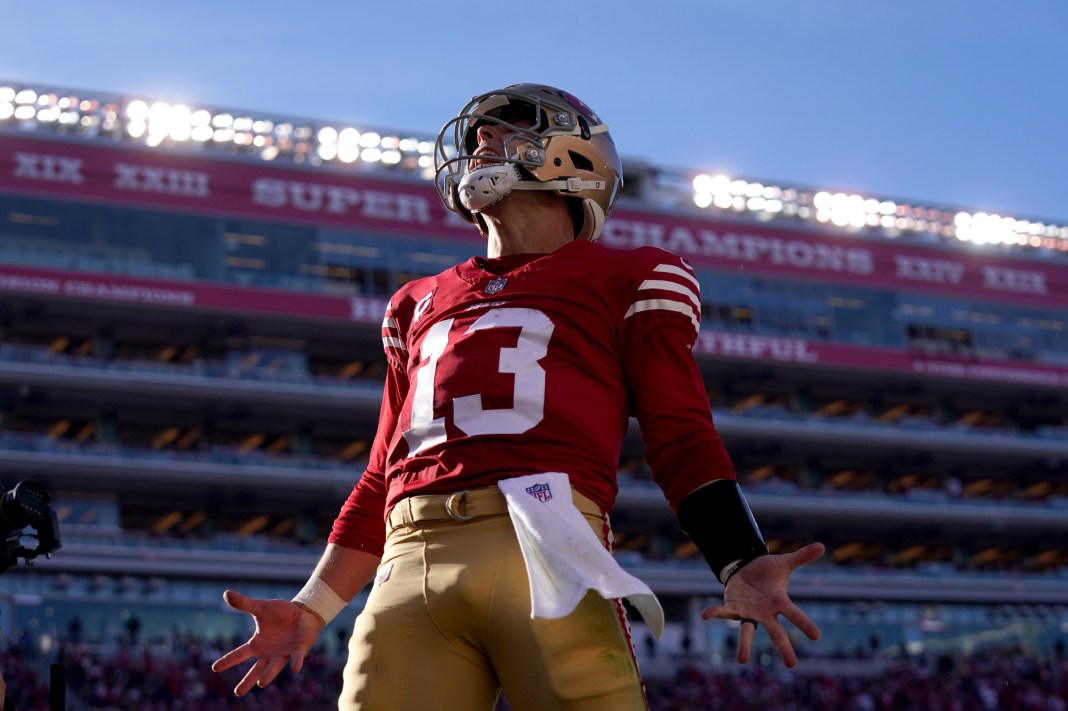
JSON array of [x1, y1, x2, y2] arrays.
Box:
[[470, 152, 505, 168]]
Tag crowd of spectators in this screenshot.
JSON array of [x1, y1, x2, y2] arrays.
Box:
[[0, 633, 339, 711], [1, 635, 1064, 710], [643, 645, 1068, 710]]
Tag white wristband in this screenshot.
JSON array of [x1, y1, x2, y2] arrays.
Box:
[[719, 559, 743, 585], [292, 577, 347, 627]]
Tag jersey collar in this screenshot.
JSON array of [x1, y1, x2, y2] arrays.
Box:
[[455, 240, 592, 285]]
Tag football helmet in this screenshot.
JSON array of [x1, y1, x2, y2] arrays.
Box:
[[435, 84, 623, 242]]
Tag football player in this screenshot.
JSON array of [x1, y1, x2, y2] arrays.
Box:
[[213, 84, 824, 710]]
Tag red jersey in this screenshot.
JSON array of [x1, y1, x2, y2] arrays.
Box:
[[330, 240, 736, 555]]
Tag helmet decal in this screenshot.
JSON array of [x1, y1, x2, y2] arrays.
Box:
[[557, 89, 602, 125]]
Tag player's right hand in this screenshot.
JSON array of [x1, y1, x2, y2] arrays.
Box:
[[211, 589, 325, 696]]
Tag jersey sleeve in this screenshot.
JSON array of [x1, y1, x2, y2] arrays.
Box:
[[624, 328, 736, 510], [328, 297, 410, 555], [619, 249, 702, 358], [619, 250, 736, 510]]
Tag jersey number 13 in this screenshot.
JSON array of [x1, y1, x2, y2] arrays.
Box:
[[402, 307, 555, 455]]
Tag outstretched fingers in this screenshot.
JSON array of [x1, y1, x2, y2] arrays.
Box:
[[222, 589, 265, 615], [703, 598, 820, 668], [736, 620, 756, 664], [785, 542, 825, 571], [235, 658, 269, 697], [700, 603, 732, 622], [211, 642, 254, 673], [762, 618, 799, 668], [257, 656, 290, 688], [780, 600, 821, 641]]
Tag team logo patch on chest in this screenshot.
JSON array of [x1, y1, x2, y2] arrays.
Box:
[[484, 277, 508, 295], [525, 482, 552, 502]]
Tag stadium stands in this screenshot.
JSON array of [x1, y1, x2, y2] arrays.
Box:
[[0, 79, 1066, 706]]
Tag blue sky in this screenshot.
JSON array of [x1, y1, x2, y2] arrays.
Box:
[[2, 1, 1065, 221]]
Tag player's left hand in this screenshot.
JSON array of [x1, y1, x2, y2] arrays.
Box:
[[700, 542, 824, 668]]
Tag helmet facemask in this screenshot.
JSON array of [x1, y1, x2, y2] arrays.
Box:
[[435, 85, 622, 242]]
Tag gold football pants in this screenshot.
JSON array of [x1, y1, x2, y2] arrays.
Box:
[[339, 486, 648, 711]]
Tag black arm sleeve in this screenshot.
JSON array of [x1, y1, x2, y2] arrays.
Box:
[[676, 479, 769, 584]]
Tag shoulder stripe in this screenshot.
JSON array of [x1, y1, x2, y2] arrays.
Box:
[[625, 299, 700, 333], [653, 263, 699, 289], [638, 278, 700, 308], [381, 300, 407, 354]]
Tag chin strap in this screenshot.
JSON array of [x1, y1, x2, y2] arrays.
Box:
[[458, 164, 606, 213], [513, 177, 607, 193]]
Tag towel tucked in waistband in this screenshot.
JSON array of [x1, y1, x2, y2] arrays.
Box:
[[498, 472, 664, 639]]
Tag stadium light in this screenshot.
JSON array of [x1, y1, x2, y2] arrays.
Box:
[[1, 79, 1064, 254], [0, 80, 439, 173], [126, 99, 149, 122], [691, 168, 1066, 255]]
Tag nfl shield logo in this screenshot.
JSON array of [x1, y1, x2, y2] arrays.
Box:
[[525, 482, 552, 503], [485, 277, 508, 295]]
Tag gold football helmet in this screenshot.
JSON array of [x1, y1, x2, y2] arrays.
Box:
[[435, 84, 623, 242]]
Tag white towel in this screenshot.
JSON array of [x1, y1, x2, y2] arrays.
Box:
[[498, 472, 664, 639]]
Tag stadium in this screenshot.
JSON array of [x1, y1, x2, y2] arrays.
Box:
[[0, 80, 1066, 708]]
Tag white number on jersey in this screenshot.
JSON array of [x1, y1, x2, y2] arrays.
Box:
[[402, 307, 555, 455]]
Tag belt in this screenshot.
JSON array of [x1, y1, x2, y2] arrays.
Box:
[[389, 484, 602, 527]]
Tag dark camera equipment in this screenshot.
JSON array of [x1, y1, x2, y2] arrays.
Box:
[[0, 481, 63, 710], [1, 480, 61, 573]]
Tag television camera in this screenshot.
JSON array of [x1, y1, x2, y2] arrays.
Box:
[[0, 480, 61, 574]]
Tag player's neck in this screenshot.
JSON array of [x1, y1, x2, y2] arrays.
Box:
[[485, 227, 573, 258], [479, 193, 575, 257]]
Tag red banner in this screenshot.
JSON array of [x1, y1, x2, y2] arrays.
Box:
[[1, 263, 1066, 390], [0, 263, 387, 323], [1, 133, 1066, 308], [0, 134, 476, 240], [694, 331, 1068, 389], [603, 212, 1060, 306]]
